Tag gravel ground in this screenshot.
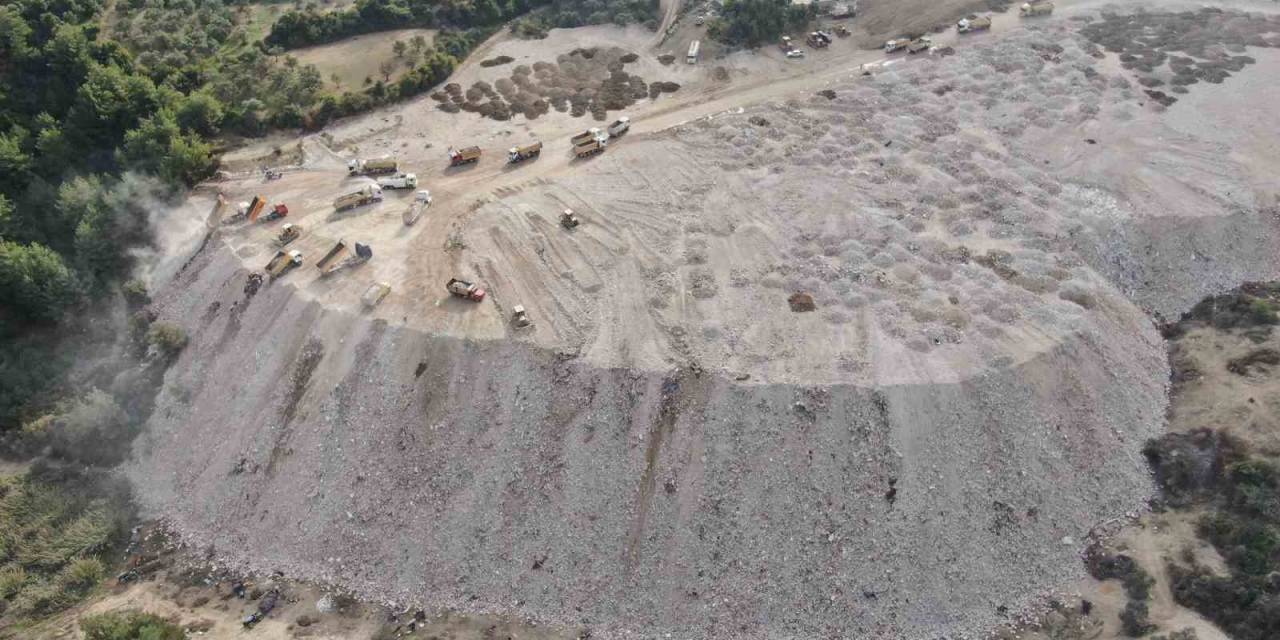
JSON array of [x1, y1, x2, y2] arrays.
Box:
[[128, 5, 1280, 640]]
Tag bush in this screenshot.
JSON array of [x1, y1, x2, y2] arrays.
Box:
[[145, 322, 187, 360], [40, 389, 135, 467], [1120, 600, 1155, 637], [81, 610, 185, 640]]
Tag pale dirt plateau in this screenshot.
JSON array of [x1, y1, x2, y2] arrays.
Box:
[[129, 5, 1280, 640]]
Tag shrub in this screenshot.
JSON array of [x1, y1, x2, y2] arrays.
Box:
[[81, 610, 185, 640], [145, 322, 187, 360], [1120, 600, 1155, 637]]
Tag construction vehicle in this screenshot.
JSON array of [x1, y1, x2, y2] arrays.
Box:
[[787, 49, 805, 59], [347, 158, 398, 176], [835, 25, 850, 37], [362, 282, 391, 308], [316, 241, 372, 277], [225, 195, 266, 224], [403, 190, 432, 226], [957, 15, 992, 32], [260, 203, 288, 222], [275, 223, 301, 246], [607, 116, 631, 137], [907, 36, 932, 54], [806, 31, 831, 48], [687, 39, 700, 64], [571, 128, 608, 147], [884, 38, 909, 53], [446, 278, 486, 302], [333, 185, 383, 211], [508, 141, 543, 163], [376, 173, 418, 189], [561, 209, 581, 229], [511, 305, 532, 328], [265, 250, 303, 278], [574, 138, 606, 158], [1020, 1, 1054, 16], [448, 146, 482, 166], [780, 36, 793, 52]]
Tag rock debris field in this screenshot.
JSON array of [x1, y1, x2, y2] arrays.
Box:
[[131, 7, 1280, 640], [432, 47, 679, 121]]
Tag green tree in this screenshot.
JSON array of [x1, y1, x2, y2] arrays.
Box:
[[392, 38, 407, 58], [68, 63, 162, 150], [0, 240, 80, 323], [119, 110, 217, 186], [175, 92, 224, 137]]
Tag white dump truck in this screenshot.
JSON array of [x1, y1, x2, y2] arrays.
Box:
[[1020, 1, 1054, 16], [957, 15, 992, 32], [333, 185, 383, 211], [607, 116, 631, 137], [376, 173, 418, 189], [402, 190, 432, 226], [347, 157, 398, 176]]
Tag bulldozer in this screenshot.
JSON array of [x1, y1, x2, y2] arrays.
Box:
[[275, 223, 301, 246], [561, 209, 581, 229], [512, 305, 532, 328]]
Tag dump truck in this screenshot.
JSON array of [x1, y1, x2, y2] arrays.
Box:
[[225, 195, 266, 224], [687, 39, 700, 64], [957, 15, 992, 32], [512, 305, 532, 328], [449, 146, 482, 166], [377, 173, 417, 189], [806, 32, 830, 48], [571, 128, 607, 146], [265, 250, 303, 278], [259, 203, 288, 222], [362, 282, 391, 308], [1020, 1, 1053, 16], [574, 138, 606, 158], [561, 209, 581, 229], [907, 37, 932, 53], [333, 185, 383, 211], [275, 223, 301, 246], [316, 241, 372, 277], [508, 141, 543, 163], [884, 38, 909, 53], [348, 158, 398, 176], [607, 116, 631, 137], [446, 278, 485, 302], [403, 190, 432, 226]]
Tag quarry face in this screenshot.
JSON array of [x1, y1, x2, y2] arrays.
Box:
[[130, 5, 1280, 638]]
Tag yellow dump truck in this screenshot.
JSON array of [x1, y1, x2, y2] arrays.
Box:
[[333, 185, 383, 211], [265, 250, 303, 278], [508, 142, 543, 163], [348, 157, 398, 176]]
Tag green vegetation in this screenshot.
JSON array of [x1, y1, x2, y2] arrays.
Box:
[[1084, 544, 1156, 636], [80, 610, 185, 640], [508, 0, 660, 39], [1145, 431, 1280, 640], [0, 464, 133, 621], [706, 0, 811, 47]]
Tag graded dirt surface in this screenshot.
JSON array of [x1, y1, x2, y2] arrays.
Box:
[[128, 1, 1280, 639]]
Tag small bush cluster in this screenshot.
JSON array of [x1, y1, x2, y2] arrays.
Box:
[[80, 610, 185, 640]]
